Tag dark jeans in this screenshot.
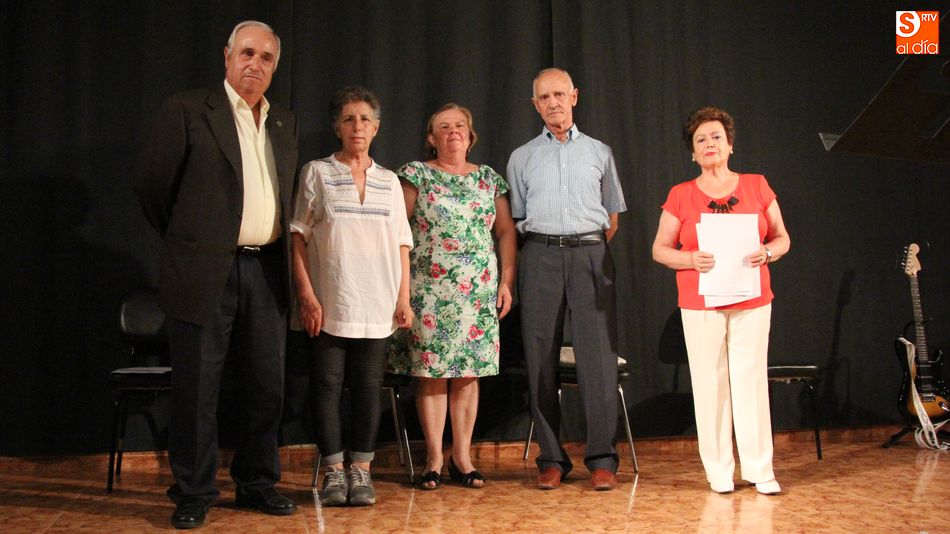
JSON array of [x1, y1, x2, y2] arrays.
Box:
[[311, 333, 388, 464], [166, 251, 286, 503]]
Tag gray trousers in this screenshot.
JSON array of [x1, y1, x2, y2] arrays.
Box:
[[519, 239, 619, 474]]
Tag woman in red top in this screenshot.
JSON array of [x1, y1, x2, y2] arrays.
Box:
[[652, 107, 791, 495]]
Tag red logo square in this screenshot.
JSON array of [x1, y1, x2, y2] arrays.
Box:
[[896, 11, 940, 54]]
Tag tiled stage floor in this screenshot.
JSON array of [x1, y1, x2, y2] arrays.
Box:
[[1, 427, 948, 533]]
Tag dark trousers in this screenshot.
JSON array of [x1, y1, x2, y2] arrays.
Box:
[[166, 251, 287, 503], [519, 239, 619, 474], [310, 333, 388, 464]]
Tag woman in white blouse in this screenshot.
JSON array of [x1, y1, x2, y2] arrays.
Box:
[[290, 86, 413, 507]]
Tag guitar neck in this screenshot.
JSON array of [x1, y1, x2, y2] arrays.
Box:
[[910, 276, 935, 398]]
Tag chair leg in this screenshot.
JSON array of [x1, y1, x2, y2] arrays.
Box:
[[143, 392, 165, 449], [114, 394, 131, 484], [386, 387, 406, 467], [392, 388, 415, 483], [311, 452, 322, 488], [106, 393, 126, 492], [523, 420, 534, 461], [617, 385, 639, 473], [805, 383, 822, 460]]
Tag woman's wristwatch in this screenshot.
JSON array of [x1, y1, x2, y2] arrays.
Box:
[[764, 247, 773, 263]]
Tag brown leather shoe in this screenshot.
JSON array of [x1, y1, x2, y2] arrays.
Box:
[[591, 469, 617, 491], [537, 467, 563, 490]]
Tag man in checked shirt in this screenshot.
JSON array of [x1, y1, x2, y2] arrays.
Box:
[[506, 67, 627, 492]]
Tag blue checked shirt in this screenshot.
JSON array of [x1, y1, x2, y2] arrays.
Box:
[[506, 125, 626, 235]]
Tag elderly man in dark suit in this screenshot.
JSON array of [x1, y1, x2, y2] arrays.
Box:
[[134, 20, 298, 529]]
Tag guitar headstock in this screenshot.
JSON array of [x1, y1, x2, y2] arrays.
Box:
[[901, 243, 921, 278]]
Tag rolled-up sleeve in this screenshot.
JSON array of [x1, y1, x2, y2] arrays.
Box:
[[289, 161, 320, 242]]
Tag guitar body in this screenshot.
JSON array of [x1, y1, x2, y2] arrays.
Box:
[[896, 342, 950, 422]]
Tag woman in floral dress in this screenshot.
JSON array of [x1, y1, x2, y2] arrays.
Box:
[[390, 103, 517, 489]]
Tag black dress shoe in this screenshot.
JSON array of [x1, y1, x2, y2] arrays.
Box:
[[235, 486, 298, 516], [171, 497, 208, 529]]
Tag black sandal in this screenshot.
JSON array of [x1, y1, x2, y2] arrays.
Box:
[[448, 458, 485, 488], [418, 469, 441, 490]]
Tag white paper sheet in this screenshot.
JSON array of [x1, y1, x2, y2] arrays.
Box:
[[696, 213, 761, 307], [704, 268, 760, 307]]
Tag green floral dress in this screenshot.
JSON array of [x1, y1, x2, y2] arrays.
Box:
[[388, 161, 508, 378]]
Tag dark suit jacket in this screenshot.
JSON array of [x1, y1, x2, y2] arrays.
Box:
[[134, 87, 299, 325]]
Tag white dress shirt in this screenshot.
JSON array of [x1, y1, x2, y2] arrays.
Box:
[[224, 80, 280, 246]]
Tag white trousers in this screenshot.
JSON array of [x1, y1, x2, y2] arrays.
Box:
[[681, 304, 775, 485]]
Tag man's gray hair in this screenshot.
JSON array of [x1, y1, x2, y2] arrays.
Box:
[[532, 67, 575, 98], [226, 20, 281, 69]]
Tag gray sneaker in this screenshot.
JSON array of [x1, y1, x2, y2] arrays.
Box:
[[319, 466, 348, 506], [347, 465, 376, 506]]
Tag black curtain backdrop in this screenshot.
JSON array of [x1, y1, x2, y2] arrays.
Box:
[[1, 0, 947, 455]]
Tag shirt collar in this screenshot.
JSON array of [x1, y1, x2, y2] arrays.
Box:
[[331, 152, 376, 172], [223, 80, 271, 116], [543, 123, 579, 142]]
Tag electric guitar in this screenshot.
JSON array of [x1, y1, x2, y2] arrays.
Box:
[[896, 243, 950, 422]]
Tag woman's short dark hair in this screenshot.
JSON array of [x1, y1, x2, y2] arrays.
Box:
[[328, 86, 381, 124], [682, 107, 735, 151], [424, 103, 478, 158]]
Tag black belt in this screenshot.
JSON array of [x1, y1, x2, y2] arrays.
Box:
[[236, 240, 282, 256], [525, 231, 605, 248]]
